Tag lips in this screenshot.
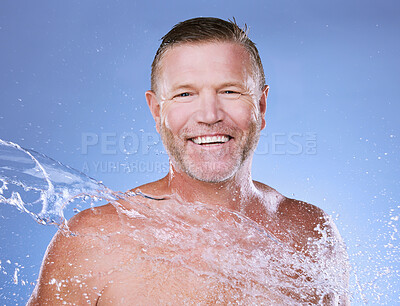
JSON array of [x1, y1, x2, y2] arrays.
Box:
[[190, 135, 231, 145]]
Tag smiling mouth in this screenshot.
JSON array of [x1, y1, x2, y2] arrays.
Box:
[[190, 135, 231, 145]]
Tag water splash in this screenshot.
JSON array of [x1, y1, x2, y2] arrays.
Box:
[[348, 204, 400, 303], [1, 139, 396, 304], [95, 196, 348, 304], [0, 139, 117, 226]]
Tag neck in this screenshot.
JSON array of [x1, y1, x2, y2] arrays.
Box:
[[162, 163, 260, 212]]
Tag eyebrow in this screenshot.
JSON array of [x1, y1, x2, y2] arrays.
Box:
[[170, 84, 196, 92], [170, 82, 246, 92], [219, 82, 245, 88]]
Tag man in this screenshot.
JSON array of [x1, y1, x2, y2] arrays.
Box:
[[28, 17, 349, 304]]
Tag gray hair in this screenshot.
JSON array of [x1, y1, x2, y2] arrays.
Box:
[[151, 17, 265, 95]]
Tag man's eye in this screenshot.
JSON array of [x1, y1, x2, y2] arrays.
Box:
[[219, 90, 242, 100], [177, 92, 191, 97], [171, 92, 195, 102]]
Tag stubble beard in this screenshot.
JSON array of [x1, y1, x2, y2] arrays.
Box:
[[159, 120, 261, 183]]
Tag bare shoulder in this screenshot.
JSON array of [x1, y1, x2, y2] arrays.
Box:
[[254, 181, 344, 247], [68, 203, 122, 234], [129, 176, 170, 198], [275, 196, 345, 256], [279, 196, 346, 250], [28, 204, 129, 305], [279, 197, 330, 234], [256, 184, 349, 303]]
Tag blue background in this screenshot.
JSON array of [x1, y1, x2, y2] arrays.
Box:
[[0, 0, 399, 304]]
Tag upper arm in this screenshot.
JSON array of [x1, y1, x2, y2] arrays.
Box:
[[318, 213, 350, 305], [28, 206, 122, 305], [306, 205, 350, 304], [28, 231, 99, 304], [279, 198, 350, 304]]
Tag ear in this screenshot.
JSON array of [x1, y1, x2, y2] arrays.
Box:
[[259, 85, 269, 130], [145, 90, 161, 133]]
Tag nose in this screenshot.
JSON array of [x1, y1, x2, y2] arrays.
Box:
[[194, 90, 224, 125]]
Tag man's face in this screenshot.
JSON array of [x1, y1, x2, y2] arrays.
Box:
[[148, 42, 266, 183]]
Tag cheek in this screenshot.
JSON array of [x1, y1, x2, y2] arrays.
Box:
[[223, 101, 258, 129], [161, 103, 192, 132]]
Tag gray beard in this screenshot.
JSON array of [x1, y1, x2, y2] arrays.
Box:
[[159, 120, 261, 183]]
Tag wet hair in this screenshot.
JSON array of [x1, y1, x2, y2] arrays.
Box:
[[151, 17, 265, 95]]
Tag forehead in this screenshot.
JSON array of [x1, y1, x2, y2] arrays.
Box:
[[157, 42, 254, 90]]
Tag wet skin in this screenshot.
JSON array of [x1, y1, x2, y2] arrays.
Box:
[[28, 42, 349, 305]]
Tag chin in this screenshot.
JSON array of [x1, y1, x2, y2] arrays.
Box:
[[190, 173, 232, 183], [184, 162, 240, 183]]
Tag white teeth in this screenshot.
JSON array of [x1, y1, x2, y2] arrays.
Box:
[[192, 135, 229, 145]]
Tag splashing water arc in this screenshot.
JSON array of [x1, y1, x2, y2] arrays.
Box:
[[0, 139, 118, 225]]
